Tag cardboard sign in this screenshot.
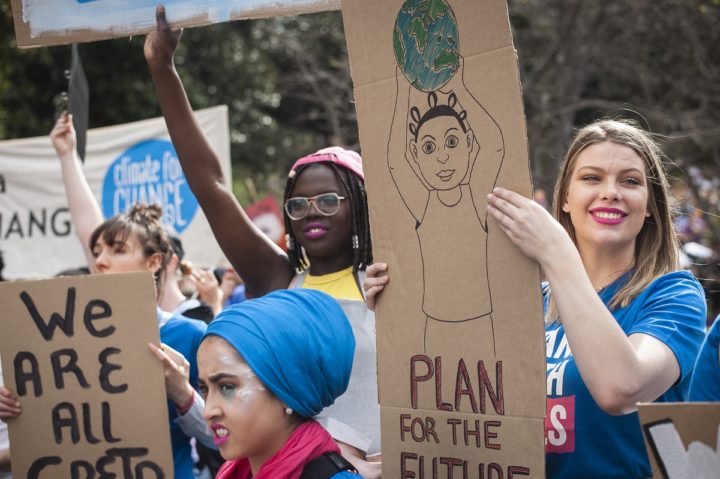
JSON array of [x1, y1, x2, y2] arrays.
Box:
[[0, 106, 230, 280], [638, 402, 720, 479], [0, 272, 173, 478], [11, 0, 341, 48], [342, 0, 545, 476]]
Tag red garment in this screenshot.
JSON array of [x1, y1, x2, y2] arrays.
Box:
[[215, 420, 340, 479]]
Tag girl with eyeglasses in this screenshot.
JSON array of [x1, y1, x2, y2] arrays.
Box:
[[144, 6, 381, 476]]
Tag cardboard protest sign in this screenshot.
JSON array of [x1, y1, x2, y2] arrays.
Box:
[[342, 0, 545, 476], [0, 272, 173, 478], [638, 402, 720, 479], [0, 106, 230, 280], [11, 0, 341, 48]]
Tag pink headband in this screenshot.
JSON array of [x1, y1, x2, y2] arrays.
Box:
[[290, 146, 364, 181]]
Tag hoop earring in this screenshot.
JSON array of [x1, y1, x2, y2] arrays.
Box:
[[286, 234, 294, 250]]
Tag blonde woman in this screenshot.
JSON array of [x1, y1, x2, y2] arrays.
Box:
[[366, 119, 706, 478]]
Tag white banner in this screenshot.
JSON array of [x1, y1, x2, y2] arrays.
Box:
[[0, 105, 231, 280]]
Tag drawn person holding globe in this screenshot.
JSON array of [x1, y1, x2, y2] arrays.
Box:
[[389, 0, 504, 353]]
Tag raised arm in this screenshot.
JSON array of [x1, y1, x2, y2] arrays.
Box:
[[442, 57, 504, 229], [50, 112, 103, 270], [144, 5, 292, 295], [388, 71, 430, 222]]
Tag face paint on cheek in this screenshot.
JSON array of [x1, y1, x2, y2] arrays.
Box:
[[228, 369, 267, 408]]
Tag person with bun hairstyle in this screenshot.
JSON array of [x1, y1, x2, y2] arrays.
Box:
[[144, 6, 380, 475], [365, 119, 706, 478], [48, 111, 216, 319], [0, 115, 214, 479]]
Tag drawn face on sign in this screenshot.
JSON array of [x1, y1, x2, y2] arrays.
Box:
[[198, 336, 291, 463], [410, 113, 474, 191], [92, 232, 161, 275]]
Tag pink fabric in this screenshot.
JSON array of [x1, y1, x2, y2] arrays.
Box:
[[215, 420, 340, 479], [291, 146, 364, 181]]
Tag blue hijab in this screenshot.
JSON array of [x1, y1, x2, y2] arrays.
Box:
[[203, 289, 355, 417]]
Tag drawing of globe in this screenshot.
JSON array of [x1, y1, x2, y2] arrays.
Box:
[[393, 0, 459, 92]]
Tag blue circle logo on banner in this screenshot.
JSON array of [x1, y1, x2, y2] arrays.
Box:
[[102, 140, 198, 234]]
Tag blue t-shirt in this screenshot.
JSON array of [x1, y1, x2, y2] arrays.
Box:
[[689, 315, 720, 401], [160, 313, 207, 479], [544, 270, 706, 479]]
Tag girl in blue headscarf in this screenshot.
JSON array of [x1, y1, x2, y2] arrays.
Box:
[[198, 288, 363, 479]]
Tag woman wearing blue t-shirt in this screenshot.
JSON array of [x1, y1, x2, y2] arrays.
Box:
[[365, 119, 707, 478], [484, 120, 707, 478], [689, 314, 720, 401]]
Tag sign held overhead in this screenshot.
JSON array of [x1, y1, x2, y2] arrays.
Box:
[[11, 0, 341, 48], [342, 0, 545, 476]]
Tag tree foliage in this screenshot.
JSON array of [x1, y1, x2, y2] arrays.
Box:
[[1, 0, 718, 203]]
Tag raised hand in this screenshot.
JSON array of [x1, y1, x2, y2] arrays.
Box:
[[190, 267, 223, 315], [144, 4, 183, 67], [50, 112, 77, 158], [440, 54, 465, 96]]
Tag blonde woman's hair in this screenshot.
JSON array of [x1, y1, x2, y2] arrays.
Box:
[[546, 119, 679, 323]]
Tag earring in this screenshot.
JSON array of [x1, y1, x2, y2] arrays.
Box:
[[286, 234, 294, 250], [352, 234, 359, 250], [285, 407, 293, 416]]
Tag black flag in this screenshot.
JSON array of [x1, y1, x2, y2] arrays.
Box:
[[68, 44, 89, 162]]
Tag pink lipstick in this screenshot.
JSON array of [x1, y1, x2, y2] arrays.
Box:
[[211, 423, 230, 446], [589, 207, 627, 225], [303, 222, 329, 240]]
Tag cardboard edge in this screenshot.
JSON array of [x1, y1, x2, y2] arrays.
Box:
[[13, 0, 341, 49]]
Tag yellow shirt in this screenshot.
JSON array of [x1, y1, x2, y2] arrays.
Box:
[[303, 266, 364, 301]]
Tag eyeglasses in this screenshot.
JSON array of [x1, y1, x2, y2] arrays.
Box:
[[284, 193, 346, 221]]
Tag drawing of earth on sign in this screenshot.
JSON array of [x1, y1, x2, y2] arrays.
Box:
[[393, 0, 459, 92], [101, 139, 198, 234], [389, 0, 506, 354]]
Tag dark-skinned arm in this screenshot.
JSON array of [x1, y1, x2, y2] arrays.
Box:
[[144, 5, 292, 295]]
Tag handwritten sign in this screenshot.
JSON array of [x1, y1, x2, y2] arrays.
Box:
[[342, 0, 545, 475], [11, 0, 341, 48], [638, 402, 720, 479], [0, 272, 173, 478]]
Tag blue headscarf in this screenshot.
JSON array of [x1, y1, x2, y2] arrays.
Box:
[[202, 289, 355, 417]]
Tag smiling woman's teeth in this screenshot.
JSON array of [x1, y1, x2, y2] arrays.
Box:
[[216, 428, 229, 437], [594, 212, 623, 219]]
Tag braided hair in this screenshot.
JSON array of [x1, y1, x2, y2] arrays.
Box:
[[409, 91, 468, 140], [89, 203, 174, 292], [283, 162, 373, 273]]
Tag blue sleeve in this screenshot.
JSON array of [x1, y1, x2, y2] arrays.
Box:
[[689, 316, 720, 401], [628, 272, 706, 383], [331, 471, 365, 479], [187, 319, 207, 389]]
